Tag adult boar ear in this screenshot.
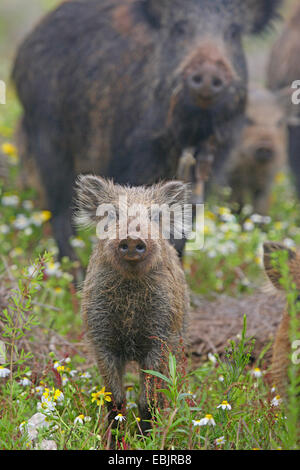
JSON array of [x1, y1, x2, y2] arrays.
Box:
[[143, 0, 168, 26], [243, 0, 282, 34], [74, 174, 114, 227], [263, 241, 296, 290], [158, 181, 191, 206]]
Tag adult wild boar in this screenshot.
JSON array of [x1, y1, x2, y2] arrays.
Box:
[[13, 0, 282, 260]]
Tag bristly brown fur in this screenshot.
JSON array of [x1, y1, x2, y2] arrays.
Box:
[[76, 175, 190, 433]]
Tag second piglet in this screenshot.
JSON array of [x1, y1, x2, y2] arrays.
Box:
[[76, 175, 190, 433], [226, 88, 286, 215]]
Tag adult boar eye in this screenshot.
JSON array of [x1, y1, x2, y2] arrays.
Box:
[[171, 21, 188, 37], [226, 24, 241, 41], [245, 116, 255, 126]]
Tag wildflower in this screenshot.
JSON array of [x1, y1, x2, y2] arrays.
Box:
[[20, 377, 31, 387], [2, 194, 19, 207], [192, 419, 202, 427], [10, 247, 24, 257], [23, 200, 34, 210], [283, 238, 296, 249], [215, 436, 225, 446], [24, 227, 33, 236], [44, 261, 62, 278], [56, 365, 65, 373], [115, 413, 126, 422], [62, 375, 69, 386], [13, 214, 31, 230], [271, 395, 282, 407], [91, 386, 112, 406], [0, 224, 10, 234], [35, 386, 44, 396], [196, 414, 216, 427], [53, 389, 64, 403], [126, 402, 138, 410], [69, 369, 78, 377], [217, 400, 231, 411], [80, 371, 91, 379], [37, 395, 56, 415], [0, 366, 10, 378], [2, 142, 17, 156], [31, 211, 52, 226], [208, 353, 217, 364], [244, 219, 255, 231], [271, 385, 276, 394], [218, 375, 224, 382], [74, 415, 85, 425], [251, 367, 262, 378], [70, 237, 85, 248]]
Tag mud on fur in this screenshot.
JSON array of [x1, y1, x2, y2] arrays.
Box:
[[75, 175, 190, 433]]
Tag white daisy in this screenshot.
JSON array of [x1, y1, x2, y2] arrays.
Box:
[[0, 366, 10, 378], [114, 413, 126, 422], [217, 400, 232, 411]]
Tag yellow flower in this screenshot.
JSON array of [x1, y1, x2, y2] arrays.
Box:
[[275, 172, 285, 184], [2, 142, 17, 156], [274, 221, 283, 231], [91, 386, 112, 406], [218, 207, 230, 216], [57, 365, 65, 373], [53, 389, 64, 402], [1, 143, 19, 164], [41, 210, 52, 222], [206, 211, 216, 221]]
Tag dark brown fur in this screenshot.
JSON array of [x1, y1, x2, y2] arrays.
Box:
[[12, 0, 282, 260]]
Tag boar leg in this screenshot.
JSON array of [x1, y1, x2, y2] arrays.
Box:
[[32, 131, 77, 260], [288, 124, 300, 200], [95, 352, 125, 425]]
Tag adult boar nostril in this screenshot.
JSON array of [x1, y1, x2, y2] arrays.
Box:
[[255, 147, 274, 162]]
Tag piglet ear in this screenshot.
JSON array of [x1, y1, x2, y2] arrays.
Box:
[[263, 242, 296, 290], [143, 0, 168, 26], [242, 0, 282, 34], [158, 180, 191, 207], [74, 174, 113, 227]]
